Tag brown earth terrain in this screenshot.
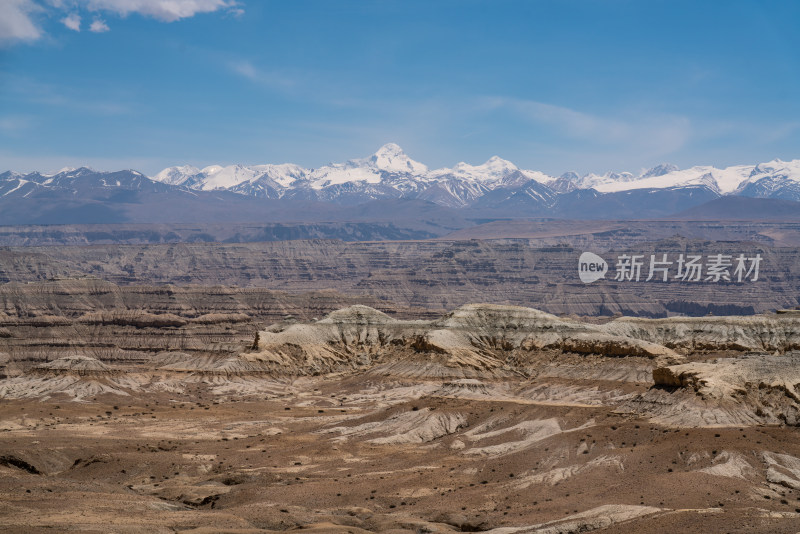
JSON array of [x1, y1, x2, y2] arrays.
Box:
[[3, 302, 800, 532], [3, 225, 800, 532]]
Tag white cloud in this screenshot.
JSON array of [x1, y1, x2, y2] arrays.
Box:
[[89, 18, 110, 32], [62, 13, 82, 31], [1, 0, 241, 45], [0, 0, 43, 45], [83, 0, 240, 22]]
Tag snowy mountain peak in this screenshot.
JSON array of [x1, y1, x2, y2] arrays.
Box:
[[49, 166, 77, 176], [749, 159, 800, 178], [40, 166, 93, 178], [373, 142, 404, 157], [154, 165, 201, 186], [65, 167, 95, 177], [642, 163, 679, 178], [200, 165, 224, 175], [448, 156, 518, 179], [607, 171, 636, 181], [483, 155, 518, 172], [368, 143, 428, 174]]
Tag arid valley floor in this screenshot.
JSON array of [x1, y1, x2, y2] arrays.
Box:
[[2, 225, 800, 533]]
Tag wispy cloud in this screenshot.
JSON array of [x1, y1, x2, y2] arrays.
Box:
[[3, 73, 133, 115], [227, 59, 297, 90], [226, 6, 244, 18], [83, 0, 241, 23], [229, 59, 258, 80], [0, 116, 35, 136], [482, 96, 692, 161], [691, 118, 800, 151]]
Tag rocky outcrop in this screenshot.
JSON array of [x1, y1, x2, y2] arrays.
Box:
[[605, 316, 800, 353], [652, 354, 800, 401], [0, 352, 21, 379], [621, 353, 800, 426], [245, 304, 683, 376], [33, 355, 119, 377], [79, 311, 188, 328]]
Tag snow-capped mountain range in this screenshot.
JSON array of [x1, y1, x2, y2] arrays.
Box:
[[1, 143, 799, 226], [151, 143, 548, 207], [150, 143, 800, 207]]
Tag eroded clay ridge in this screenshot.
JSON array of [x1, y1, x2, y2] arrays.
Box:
[[247, 304, 800, 375], [245, 304, 684, 376], [3, 303, 800, 426]]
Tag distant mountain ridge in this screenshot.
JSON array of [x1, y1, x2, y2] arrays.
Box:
[[150, 143, 800, 206], [1, 144, 799, 225]]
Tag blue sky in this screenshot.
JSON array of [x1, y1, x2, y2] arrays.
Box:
[[1, 0, 799, 176]]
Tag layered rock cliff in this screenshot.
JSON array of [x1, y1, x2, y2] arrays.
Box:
[[1, 237, 799, 317]]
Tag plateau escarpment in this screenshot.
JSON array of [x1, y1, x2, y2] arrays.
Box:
[[2, 235, 800, 317], [3, 219, 800, 247]]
